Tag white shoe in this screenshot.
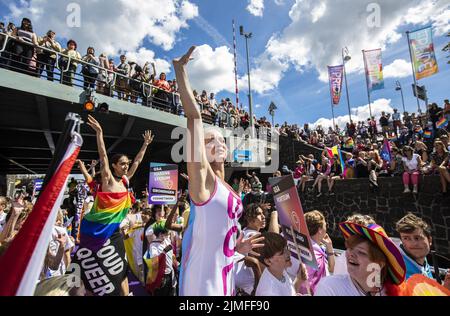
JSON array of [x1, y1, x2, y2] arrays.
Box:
[[403, 188, 411, 194], [413, 188, 418, 194]]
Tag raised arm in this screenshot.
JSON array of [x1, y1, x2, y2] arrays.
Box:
[[165, 204, 183, 233], [86, 115, 112, 182], [76, 160, 92, 183], [173, 46, 214, 204], [127, 130, 154, 180]]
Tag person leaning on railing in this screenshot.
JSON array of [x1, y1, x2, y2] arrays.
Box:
[[60, 39, 81, 86], [81, 46, 100, 90], [36, 30, 61, 81], [9, 18, 39, 74]]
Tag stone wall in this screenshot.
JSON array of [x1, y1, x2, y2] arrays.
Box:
[[298, 176, 450, 257]]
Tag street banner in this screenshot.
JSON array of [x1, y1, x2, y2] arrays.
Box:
[[409, 26, 439, 80], [269, 175, 318, 270], [363, 49, 384, 91], [149, 163, 178, 205], [328, 65, 344, 105]]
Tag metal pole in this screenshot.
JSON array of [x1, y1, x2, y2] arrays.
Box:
[[400, 86, 406, 114], [406, 31, 422, 114], [362, 50, 373, 119], [331, 99, 336, 131], [342, 49, 352, 123], [245, 35, 255, 138]]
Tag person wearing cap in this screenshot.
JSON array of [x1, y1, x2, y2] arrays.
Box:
[[315, 222, 406, 296], [60, 39, 81, 86]]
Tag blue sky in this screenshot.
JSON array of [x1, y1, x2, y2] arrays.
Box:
[[1, 0, 449, 127]]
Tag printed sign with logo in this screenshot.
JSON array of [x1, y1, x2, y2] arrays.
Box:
[[233, 149, 253, 162], [148, 163, 178, 205], [269, 175, 318, 269]]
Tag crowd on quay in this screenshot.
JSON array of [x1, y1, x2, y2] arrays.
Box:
[[0, 45, 449, 297], [0, 18, 274, 132]]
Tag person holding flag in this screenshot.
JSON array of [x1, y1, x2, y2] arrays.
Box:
[[74, 115, 154, 296], [173, 46, 264, 296]]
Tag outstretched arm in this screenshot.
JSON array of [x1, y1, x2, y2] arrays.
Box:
[[173, 46, 214, 204], [76, 160, 92, 183], [86, 115, 112, 182], [127, 130, 154, 180], [165, 204, 183, 233]]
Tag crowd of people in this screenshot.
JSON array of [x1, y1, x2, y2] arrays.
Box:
[[279, 102, 450, 196], [0, 46, 449, 297], [0, 18, 272, 132]]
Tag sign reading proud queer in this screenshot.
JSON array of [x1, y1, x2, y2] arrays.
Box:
[[148, 163, 178, 205]]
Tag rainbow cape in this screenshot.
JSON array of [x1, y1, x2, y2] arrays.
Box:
[[79, 191, 132, 250], [436, 117, 448, 129], [144, 252, 166, 294]]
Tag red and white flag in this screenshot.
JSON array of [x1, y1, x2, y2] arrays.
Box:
[[0, 114, 83, 296]]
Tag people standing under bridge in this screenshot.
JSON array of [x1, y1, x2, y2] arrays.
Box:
[[173, 46, 264, 296], [74, 114, 154, 296]]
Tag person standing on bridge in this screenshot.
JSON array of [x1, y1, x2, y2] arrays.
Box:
[[74, 114, 154, 296], [173, 46, 264, 296]]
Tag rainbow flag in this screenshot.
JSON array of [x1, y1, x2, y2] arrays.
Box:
[[345, 138, 354, 148], [415, 127, 423, 134], [338, 148, 345, 175], [332, 146, 339, 158], [423, 130, 432, 139], [437, 117, 448, 129], [144, 252, 166, 294], [326, 147, 334, 159], [79, 191, 132, 250]]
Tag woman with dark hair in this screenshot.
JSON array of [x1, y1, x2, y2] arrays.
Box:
[[74, 115, 154, 296], [402, 146, 422, 194], [61, 40, 81, 86], [10, 18, 39, 73], [81, 47, 99, 90]]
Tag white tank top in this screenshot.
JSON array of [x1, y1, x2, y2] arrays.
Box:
[[180, 176, 243, 296]]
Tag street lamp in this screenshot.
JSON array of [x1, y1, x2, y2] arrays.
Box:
[[342, 47, 352, 123], [395, 81, 406, 114], [240, 25, 255, 138], [268, 101, 277, 126]]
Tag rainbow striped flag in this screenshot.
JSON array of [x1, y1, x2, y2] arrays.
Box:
[[79, 191, 132, 250], [144, 253, 166, 294], [437, 117, 448, 129], [345, 138, 354, 148], [415, 127, 423, 134], [423, 130, 432, 139]]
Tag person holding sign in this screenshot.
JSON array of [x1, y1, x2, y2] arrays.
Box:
[[255, 232, 308, 296], [173, 46, 264, 296], [75, 115, 154, 296]]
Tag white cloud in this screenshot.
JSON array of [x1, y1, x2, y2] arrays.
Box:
[[383, 59, 412, 79], [310, 98, 394, 129], [186, 44, 236, 94], [125, 48, 172, 75], [247, 0, 265, 17], [255, 104, 262, 108], [247, 0, 449, 94], [4, 0, 198, 56]]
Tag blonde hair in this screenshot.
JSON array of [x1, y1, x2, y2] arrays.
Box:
[[34, 275, 83, 296]]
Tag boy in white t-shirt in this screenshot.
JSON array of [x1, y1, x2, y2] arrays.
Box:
[[255, 232, 308, 296]]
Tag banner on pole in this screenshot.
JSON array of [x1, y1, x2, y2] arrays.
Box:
[[409, 26, 439, 80], [268, 175, 318, 270], [363, 49, 384, 91], [328, 65, 344, 105], [149, 163, 178, 205]]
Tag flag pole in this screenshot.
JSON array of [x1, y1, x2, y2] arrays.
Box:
[[362, 50, 373, 119], [232, 19, 239, 109], [406, 31, 422, 114], [330, 98, 336, 131]]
